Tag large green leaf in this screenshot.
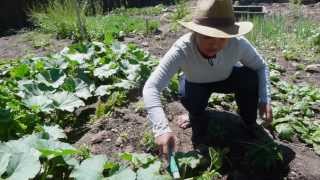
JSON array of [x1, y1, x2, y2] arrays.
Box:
[[61, 45, 94, 65], [43, 125, 67, 140], [120, 153, 156, 168], [121, 61, 140, 81], [36, 139, 79, 166], [5, 151, 41, 180], [111, 42, 127, 56], [137, 161, 171, 180], [70, 155, 107, 180], [0, 109, 12, 124], [0, 135, 42, 180], [62, 78, 92, 100], [23, 95, 54, 113], [275, 123, 295, 141], [95, 85, 114, 96], [313, 143, 320, 155], [106, 168, 136, 180], [0, 152, 10, 176], [51, 91, 85, 112], [114, 80, 136, 90], [93, 63, 118, 79], [311, 128, 320, 143], [17, 80, 54, 98], [43, 55, 69, 69], [36, 68, 66, 88], [7, 152, 41, 180], [175, 151, 202, 169], [10, 64, 30, 79]]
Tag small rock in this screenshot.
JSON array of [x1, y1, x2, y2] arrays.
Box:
[[294, 71, 304, 79], [142, 42, 149, 47], [115, 137, 123, 147], [155, 35, 161, 40], [106, 138, 111, 142], [124, 145, 134, 152], [90, 130, 108, 144], [160, 13, 171, 23], [311, 103, 320, 113], [111, 128, 118, 133], [305, 64, 320, 73]]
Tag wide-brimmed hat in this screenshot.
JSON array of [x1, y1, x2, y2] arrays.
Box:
[[179, 0, 253, 38]]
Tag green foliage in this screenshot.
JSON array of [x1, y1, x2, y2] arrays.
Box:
[[195, 148, 226, 180], [246, 15, 319, 62], [0, 84, 40, 141], [86, 15, 160, 40], [112, 4, 166, 16], [140, 131, 156, 152], [70, 155, 107, 180], [171, 0, 189, 22], [170, 0, 190, 31], [245, 141, 283, 172], [29, 0, 160, 40], [95, 100, 107, 119], [30, 0, 86, 39], [269, 64, 320, 154], [0, 126, 79, 179], [0, 40, 156, 140]]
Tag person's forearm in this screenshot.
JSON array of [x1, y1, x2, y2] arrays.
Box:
[[145, 106, 172, 137], [257, 65, 271, 104]]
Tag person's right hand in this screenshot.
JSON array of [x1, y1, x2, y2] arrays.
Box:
[[155, 132, 177, 159]]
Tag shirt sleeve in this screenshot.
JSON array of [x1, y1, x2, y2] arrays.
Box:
[[238, 37, 271, 104], [143, 43, 185, 137]]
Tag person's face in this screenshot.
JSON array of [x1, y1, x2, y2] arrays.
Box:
[[195, 33, 229, 58]]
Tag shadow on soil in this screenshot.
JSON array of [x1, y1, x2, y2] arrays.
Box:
[[191, 109, 295, 180]]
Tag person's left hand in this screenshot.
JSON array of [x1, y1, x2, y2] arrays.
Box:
[[259, 103, 273, 125]]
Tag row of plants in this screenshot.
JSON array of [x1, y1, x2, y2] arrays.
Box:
[[0, 124, 229, 180], [246, 15, 320, 62], [29, 0, 160, 40], [0, 40, 157, 141]]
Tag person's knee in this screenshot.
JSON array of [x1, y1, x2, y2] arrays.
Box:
[[237, 67, 258, 93]]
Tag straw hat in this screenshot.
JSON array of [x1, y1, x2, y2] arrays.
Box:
[[179, 0, 253, 38]]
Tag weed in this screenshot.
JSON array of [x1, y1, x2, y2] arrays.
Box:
[[95, 100, 107, 119], [140, 131, 156, 152], [29, 0, 160, 40], [112, 4, 165, 16], [170, 0, 190, 31]]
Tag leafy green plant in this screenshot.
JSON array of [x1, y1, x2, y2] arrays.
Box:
[[245, 141, 283, 172], [196, 147, 227, 180], [170, 0, 190, 31], [30, 0, 86, 39], [111, 4, 165, 16], [0, 40, 156, 140], [30, 0, 160, 40], [140, 131, 156, 152]]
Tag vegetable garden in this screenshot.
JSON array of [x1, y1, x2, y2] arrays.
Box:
[[1, 0, 320, 179]]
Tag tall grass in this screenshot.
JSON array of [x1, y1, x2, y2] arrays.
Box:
[[111, 4, 165, 16], [245, 15, 319, 61], [30, 0, 86, 39], [30, 0, 160, 40]]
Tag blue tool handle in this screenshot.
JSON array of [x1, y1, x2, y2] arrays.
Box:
[[168, 146, 180, 179]]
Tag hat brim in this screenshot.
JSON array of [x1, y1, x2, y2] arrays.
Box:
[[179, 21, 253, 38]]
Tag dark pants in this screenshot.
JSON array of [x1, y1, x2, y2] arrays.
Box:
[[180, 66, 259, 143]]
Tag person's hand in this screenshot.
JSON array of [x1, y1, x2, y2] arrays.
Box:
[[259, 103, 273, 125], [155, 132, 177, 159]]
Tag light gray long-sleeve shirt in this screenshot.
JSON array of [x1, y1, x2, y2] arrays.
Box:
[[143, 32, 271, 137]]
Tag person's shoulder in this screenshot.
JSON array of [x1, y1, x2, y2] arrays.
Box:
[[229, 36, 254, 49], [230, 36, 249, 44], [174, 32, 194, 49]]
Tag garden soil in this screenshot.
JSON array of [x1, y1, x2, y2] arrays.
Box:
[[1, 2, 320, 180]]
